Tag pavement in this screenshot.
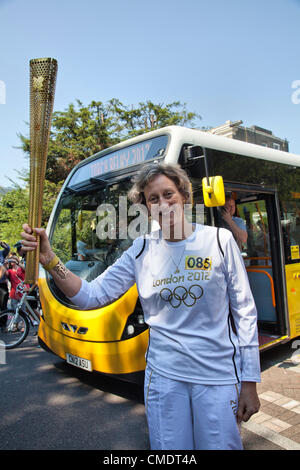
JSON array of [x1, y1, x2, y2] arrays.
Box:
[[240, 339, 300, 450]]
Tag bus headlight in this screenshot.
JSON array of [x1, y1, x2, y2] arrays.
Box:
[[127, 325, 135, 336], [121, 299, 148, 340]]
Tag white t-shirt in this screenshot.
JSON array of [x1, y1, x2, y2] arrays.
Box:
[[70, 224, 261, 385]]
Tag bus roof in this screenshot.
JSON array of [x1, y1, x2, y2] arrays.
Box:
[[160, 126, 300, 167], [74, 125, 300, 172]]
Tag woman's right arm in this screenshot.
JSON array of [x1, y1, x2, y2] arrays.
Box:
[[21, 224, 82, 298], [21, 224, 139, 309]]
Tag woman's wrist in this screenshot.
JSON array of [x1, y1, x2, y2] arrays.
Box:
[[41, 251, 58, 270]]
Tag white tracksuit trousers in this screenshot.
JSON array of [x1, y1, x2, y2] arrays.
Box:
[[144, 365, 243, 450]]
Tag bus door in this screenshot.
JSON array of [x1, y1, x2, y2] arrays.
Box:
[[218, 186, 289, 350]]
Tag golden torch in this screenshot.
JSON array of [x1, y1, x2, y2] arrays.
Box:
[[25, 58, 58, 284]]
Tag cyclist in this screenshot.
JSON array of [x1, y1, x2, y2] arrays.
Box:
[[0, 241, 10, 321], [3, 256, 25, 311], [13, 241, 40, 323]]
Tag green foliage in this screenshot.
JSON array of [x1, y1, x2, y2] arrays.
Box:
[[51, 208, 72, 263], [0, 186, 29, 247], [107, 99, 201, 140], [0, 179, 61, 248]]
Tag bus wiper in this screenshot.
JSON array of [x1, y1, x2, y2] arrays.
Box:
[[152, 148, 165, 159], [63, 178, 106, 195], [89, 176, 109, 188], [62, 186, 77, 195]]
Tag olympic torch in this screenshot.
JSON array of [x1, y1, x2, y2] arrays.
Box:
[[25, 58, 58, 284]]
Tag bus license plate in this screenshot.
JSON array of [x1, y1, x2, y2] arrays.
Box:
[[66, 353, 92, 371]]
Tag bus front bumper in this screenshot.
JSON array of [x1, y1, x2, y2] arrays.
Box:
[[38, 317, 148, 376]]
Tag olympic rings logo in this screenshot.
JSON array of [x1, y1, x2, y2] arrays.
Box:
[[159, 284, 203, 308]]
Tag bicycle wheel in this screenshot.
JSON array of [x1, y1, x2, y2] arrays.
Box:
[[0, 309, 30, 349]]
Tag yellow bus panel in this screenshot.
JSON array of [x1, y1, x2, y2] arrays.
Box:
[[38, 278, 138, 342], [37, 278, 149, 374], [285, 263, 300, 339], [38, 319, 148, 374]]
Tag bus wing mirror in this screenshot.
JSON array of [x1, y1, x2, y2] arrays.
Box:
[[202, 176, 225, 207]]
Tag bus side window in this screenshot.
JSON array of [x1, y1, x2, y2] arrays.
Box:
[[281, 200, 300, 264], [239, 200, 271, 266]]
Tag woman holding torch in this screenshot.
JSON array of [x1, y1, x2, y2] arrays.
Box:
[[21, 162, 260, 450]]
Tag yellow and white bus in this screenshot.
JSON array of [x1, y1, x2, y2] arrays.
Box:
[[37, 125, 300, 380]]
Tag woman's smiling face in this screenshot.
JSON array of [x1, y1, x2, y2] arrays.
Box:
[[144, 174, 186, 231]]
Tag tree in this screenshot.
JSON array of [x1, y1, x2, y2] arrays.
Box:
[[18, 99, 202, 184], [107, 99, 201, 140], [0, 180, 59, 248], [0, 185, 29, 246]]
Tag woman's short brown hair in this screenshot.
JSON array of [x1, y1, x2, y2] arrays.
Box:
[[128, 162, 192, 205]]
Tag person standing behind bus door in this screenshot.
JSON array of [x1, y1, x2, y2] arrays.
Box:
[[221, 196, 248, 251], [20, 163, 260, 451]]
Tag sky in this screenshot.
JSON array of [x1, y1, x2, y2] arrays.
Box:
[[0, 0, 300, 188]]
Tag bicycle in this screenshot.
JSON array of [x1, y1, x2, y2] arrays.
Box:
[[0, 284, 42, 349]]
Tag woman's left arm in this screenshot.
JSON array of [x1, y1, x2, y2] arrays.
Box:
[[221, 230, 261, 422]]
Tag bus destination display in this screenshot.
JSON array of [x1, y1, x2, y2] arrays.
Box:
[[69, 135, 168, 187]]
